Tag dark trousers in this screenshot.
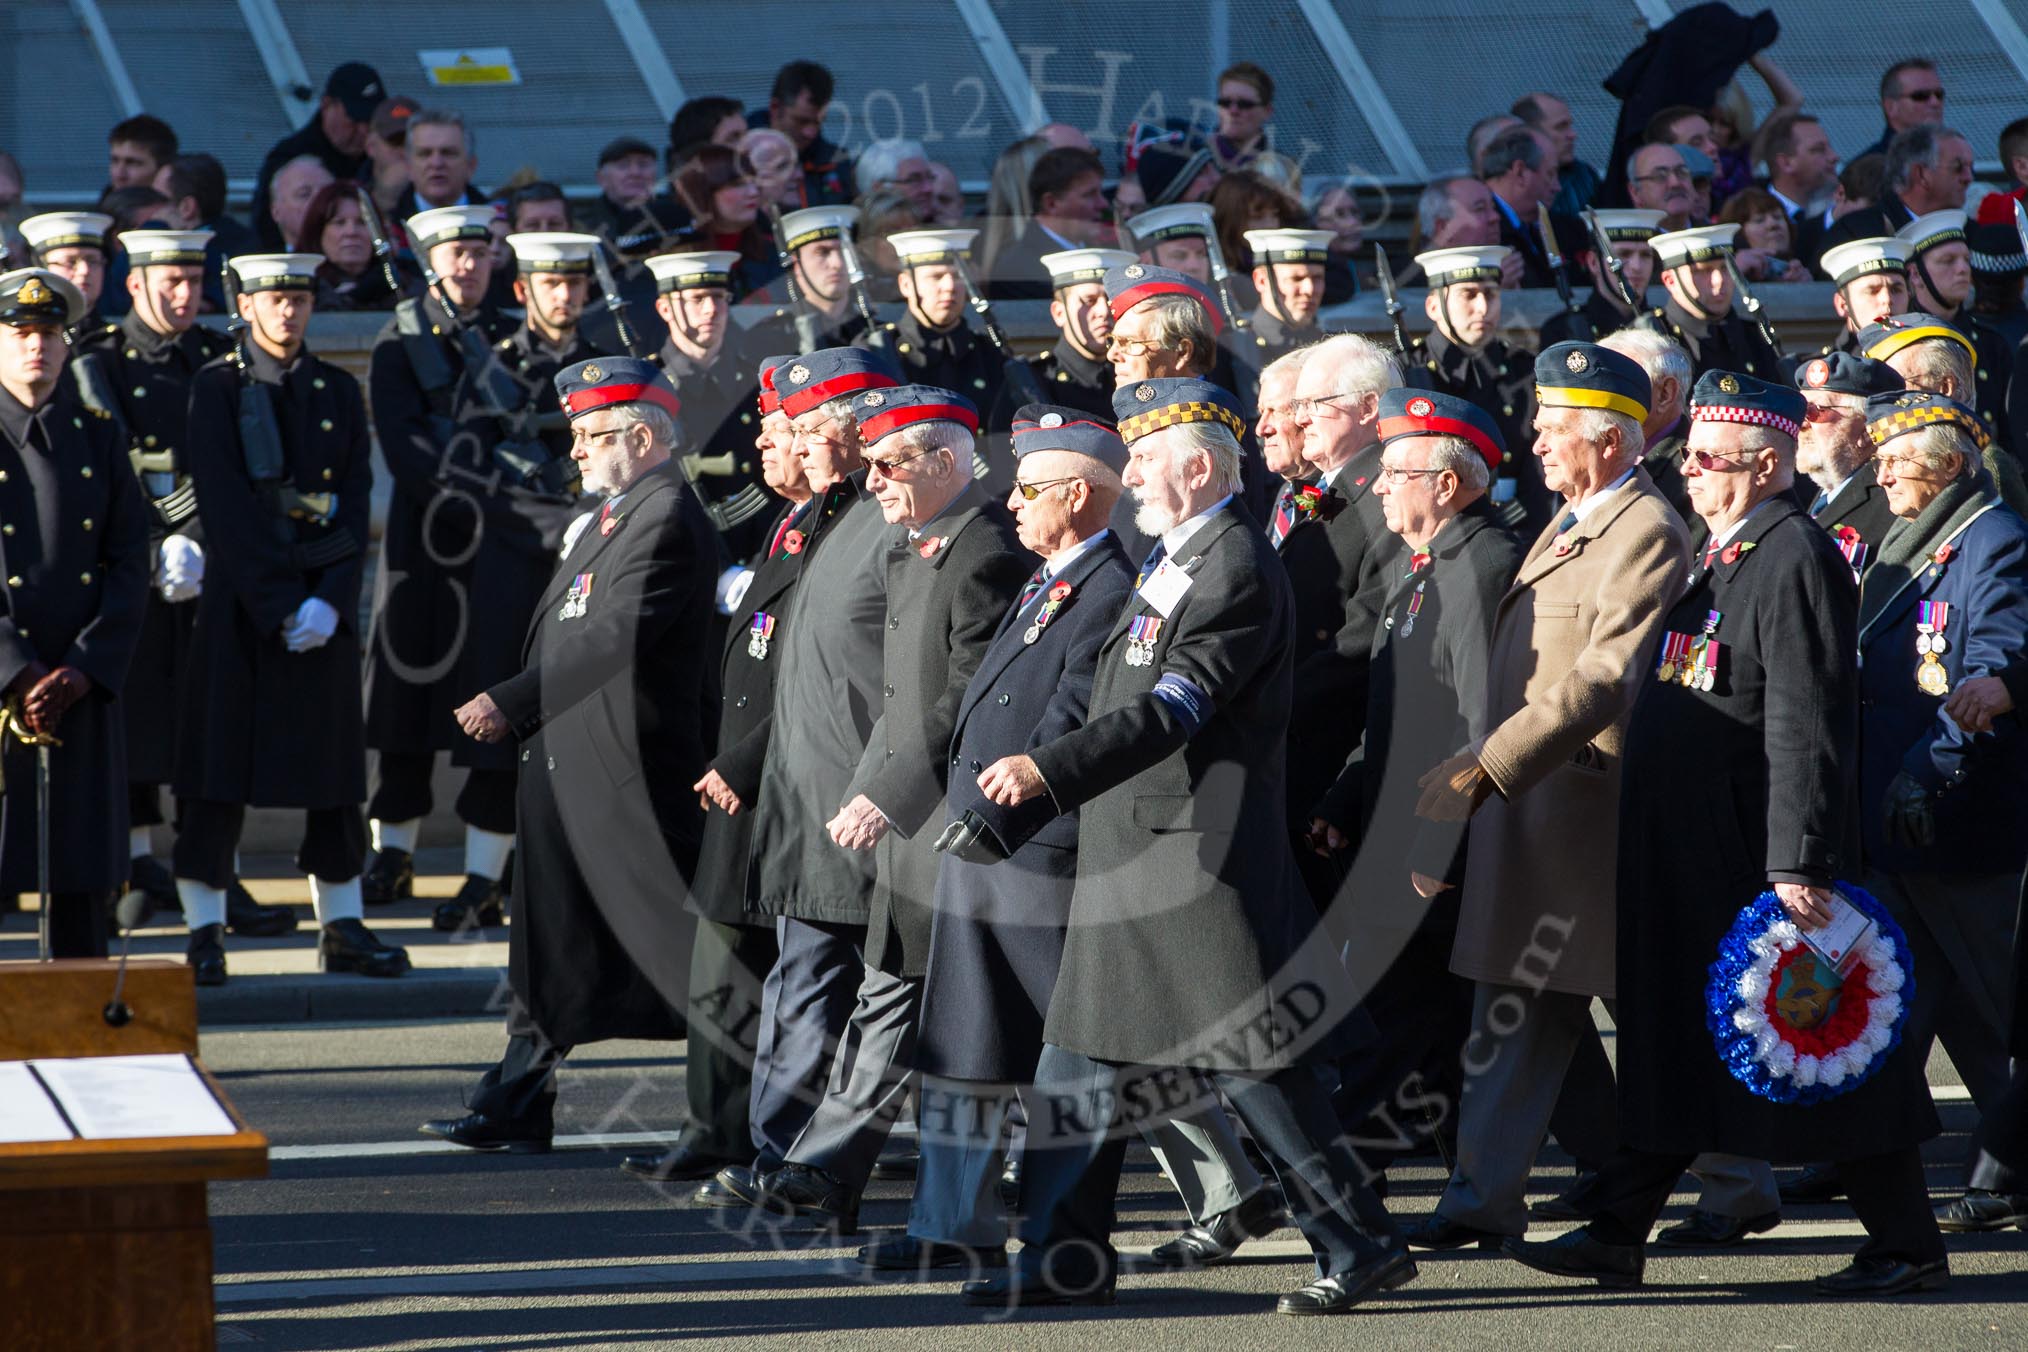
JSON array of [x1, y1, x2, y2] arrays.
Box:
[[1587, 1145, 1943, 1266], [128, 783, 166, 830], [368, 751, 517, 834], [469, 1031, 573, 1129], [683, 917, 779, 1160], [1016, 1044, 1403, 1288], [46, 891, 111, 959], [1550, 1020, 1622, 1172], [1333, 926, 1474, 1174], [173, 800, 366, 888], [748, 916, 865, 1168]]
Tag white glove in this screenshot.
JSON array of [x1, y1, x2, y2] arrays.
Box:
[[560, 509, 597, 556], [716, 566, 754, 616], [157, 535, 204, 603], [283, 597, 340, 653]]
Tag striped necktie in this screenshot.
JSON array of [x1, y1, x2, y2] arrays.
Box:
[[1014, 564, 1048, 612], [767, 502, 809, 558], [1137, 540, 1167, 587], [1269, 483, 1297, 546]]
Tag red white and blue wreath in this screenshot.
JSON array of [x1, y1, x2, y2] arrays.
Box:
[[1706, 885, 1913, 1105]]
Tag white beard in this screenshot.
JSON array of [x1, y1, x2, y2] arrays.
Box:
[[1132, 497, 1176, 539]]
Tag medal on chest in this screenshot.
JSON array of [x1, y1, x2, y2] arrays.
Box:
[[1024, 579, 1074, 645], [748, 610, 776, 659], [1915, 600, 1951, 695], [1387, 578, 1429, 637], [1124, 613, 1162, 667], [1684, 609, 1723, 690], [559, 572, 594, 621]]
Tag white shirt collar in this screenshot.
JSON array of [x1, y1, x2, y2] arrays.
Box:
[[1034, 221, 1079, 252], [1706, 495, 1778, 552], [1317, 462, 1347, 490], [1161, 494, 1234, 560], [1044, 528, 1108, 578], [1768, 185, 1803, 218], [1564, 465, 1638, 526]]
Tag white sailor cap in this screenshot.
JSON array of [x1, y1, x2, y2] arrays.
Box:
[[1127, 203, 1214, 247], [507, 231, 603, 274], [18, 211, 114, 256], [1243, 228, 1333, 265], [887, 228, 978, 265], [1589, 209, 1666, 243], [778, 205, 858, 252], [228, 253, 323, 292], [121, 229, 213, 267], [409, 205, 497, 252], [1820, 236, 1910, 286], [1414, 244, 1511, 287], [1897, 209, 1968, 258], [646, 250, 741, 292], [1040, 247, 1137, 288], [1649, 223, 1740, 268]]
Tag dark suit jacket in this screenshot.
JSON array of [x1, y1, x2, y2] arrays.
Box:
[[858, 485, 1032, 977], [1813, 192, 1918, 275], [1810, 462, 1897, 573], [487, 461, 718, 1044], [914, 533, 1134, 1080]]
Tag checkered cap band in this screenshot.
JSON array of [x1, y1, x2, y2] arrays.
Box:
[[1868, 403, 1991, 450], [1691, 403, 1800, 439], [1116, 400, 1247, 444]]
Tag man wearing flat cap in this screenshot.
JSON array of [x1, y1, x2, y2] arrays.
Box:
[[422, 355, 718, 1153], [1857, 390, 2028, 1241], [1509, 370, 1947, 1296], [0, 268, 150, 958], [1405, 341, 1688, 1253], [963, 376, 1411, 1315], [1308, 387, 1523, 1189], [250, 61, 384, 249], [579, 136, 689, 267], [1795, 350, 1906, 574], [179, 252, 403, 985]]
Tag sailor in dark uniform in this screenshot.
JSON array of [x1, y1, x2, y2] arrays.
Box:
[[1537, 209, 1668, 348], [750, 205, 870, 353], [1898, 209, 2015, 453], [177, 252, 407, 984], [1648, 224, 1783, 380], [1404, 245, 1546, 530], [17, 212, 115, 338], [862, 230, 1004, 443], [1794, 351, 1906, 575], [1015, 247, 1134, 425], [1228, 227, 1333, 412], [646, 250, 776, 563], [0, 267, 150, 958], [1809, 236, 1913, 365]]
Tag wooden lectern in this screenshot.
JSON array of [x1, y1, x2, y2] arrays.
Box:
[[0, 959, 267, 1352]]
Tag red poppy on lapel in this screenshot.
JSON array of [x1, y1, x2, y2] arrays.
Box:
[[783, 530, 805, 555], [917, 535, 947, 559]]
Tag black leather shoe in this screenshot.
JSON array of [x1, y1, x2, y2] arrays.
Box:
[[433, 874, 505, 934], [997, 1155, 1022, 1209], [621, 1138, 740, 1182], [1656, 1208, 1781, 1247], [1148, 1186, 1287, 1267], [1403, 1212, 1507, 1251], [760, 1162, 859, 1233], [1530, 1170, 1601, 1221], [1935, 1189, 2028, 1232], [318, 918, 411, 977], [1276, 1250, 1418, 1314], [1502, 1229, 1645, 1287], [1779, 1164, 1845, 1205], [419, 1111, 551, 1153], [1814, 1256, 1949, 1297], [362, 847, 414, 906], [961, 1269, 1115, 1307], [226, 878, 299, 937], [859, 1234, 1007, 1271], [693, 1164, 767, 1209], [185, 922, 227, 987], [126, 854, 178, 922], [869, 1146, 918, 1180]]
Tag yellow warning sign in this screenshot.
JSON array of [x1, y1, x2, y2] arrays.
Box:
[[419, 48, 521, 87]]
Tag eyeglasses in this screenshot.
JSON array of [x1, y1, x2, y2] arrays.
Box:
[[570, 425, 630, 448], [1217, 97, 1263, 111], [864, 446, 940, 476], [1901, 88, 1946, 103], [1011, 476, 1083, 500], [1104, 334, 1163, 357], [1288, 393, 1356, 420], [1679, 445, 1754, 470], [1633, 166, 1692, 185], [1378, 466, 1446, 485], [1802, 402, 1854, 424]]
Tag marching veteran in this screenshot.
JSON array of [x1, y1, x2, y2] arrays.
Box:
[[1407, 341, 1689, 1250], [1506, 372, 1946, 1297]]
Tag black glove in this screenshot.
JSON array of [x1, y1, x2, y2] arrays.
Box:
[[931, 810, 1007, 864], [1882, 771, 1936, 849]]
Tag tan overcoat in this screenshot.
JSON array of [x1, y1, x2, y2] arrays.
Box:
[[1450, 469, 1689, 998]]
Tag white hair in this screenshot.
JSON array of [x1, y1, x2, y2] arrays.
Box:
[[1260, 345, 1311, 388], [883, 418, 975, 484], [857, 138, 930, 190], [1304, 332, 1402, 400], [1900, 423, 1978, 477], [606, 401, 679, 447], [1417, 433, 1492, 493], [1570, 406, 1646, 460], [1599, 329, 1692, 414], [1898, 340, 1975, 401], [1161, 421, 1243, 495]]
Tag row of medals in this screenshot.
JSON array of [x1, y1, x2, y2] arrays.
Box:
[[1916, 621, 1950, 695]]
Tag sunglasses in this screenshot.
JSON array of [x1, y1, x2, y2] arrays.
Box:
[[1011, 476, 1082, 500], [864, 446, 939, 476], [1679, 445, 1755, 470], [1218, 97, 1263, 111], [1902, 88, 1946, 103]]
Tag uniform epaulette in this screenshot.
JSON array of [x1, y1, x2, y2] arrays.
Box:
[[103, 322, 119, 335], [89, 405, 111, 419]]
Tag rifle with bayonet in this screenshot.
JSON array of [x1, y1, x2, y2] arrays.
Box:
[[1584, 209, 1644, 315], [356, 186, 404, 296], [590, 240, 648, 361], [1723, 250, 1783, 357], [835, 227, 890, 352], [1201, 229, 1251, 333], [1537, 203, 1588, 335], [221, 256, 355, 567], [764, 203, 822, 355], [950, 252, 1045, 408], [1374, 244, 1411, 357]]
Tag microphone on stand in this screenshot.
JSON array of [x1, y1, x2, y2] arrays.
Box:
[[103, 890, 153, 1027]]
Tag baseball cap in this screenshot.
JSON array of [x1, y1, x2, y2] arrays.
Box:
[[371, 95, 420, 145], [324, 62, 386, 122]]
